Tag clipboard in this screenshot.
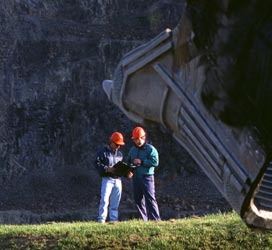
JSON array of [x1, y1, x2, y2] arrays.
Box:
[[113, 161, 136, 177]]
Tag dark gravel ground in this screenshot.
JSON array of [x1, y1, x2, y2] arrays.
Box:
[[118, 168, 232, 221], [0, 163, 232, 224]]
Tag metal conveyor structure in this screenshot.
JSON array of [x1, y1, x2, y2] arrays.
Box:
[[102, 12, 272, 229]]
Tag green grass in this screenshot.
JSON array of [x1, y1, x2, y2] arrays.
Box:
[[0, 211, 272, 249]]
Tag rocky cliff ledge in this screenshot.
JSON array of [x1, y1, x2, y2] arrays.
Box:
[[0, 0, 230, 223]]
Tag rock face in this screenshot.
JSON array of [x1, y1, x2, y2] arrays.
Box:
[[0, 0, 230, 222]]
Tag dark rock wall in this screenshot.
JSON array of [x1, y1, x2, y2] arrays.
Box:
[[0, 0, 191, 213], [188, 0, 272, 152]]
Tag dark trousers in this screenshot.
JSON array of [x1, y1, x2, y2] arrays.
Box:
[[133, 174, 161, 221]]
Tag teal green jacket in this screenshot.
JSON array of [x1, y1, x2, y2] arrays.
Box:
[[126, 143, 159, 177]]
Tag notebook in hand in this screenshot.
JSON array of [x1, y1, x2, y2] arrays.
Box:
[[113, 161, 136, 177]]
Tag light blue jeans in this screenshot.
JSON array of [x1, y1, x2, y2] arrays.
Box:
[[98, 177, 122, 222]]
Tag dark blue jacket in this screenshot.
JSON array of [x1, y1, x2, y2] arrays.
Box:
[[95, 145, 123, 178]]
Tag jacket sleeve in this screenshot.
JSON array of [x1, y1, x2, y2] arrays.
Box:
[[95, 150, 108, 176], [143, 146, 159, 167], [125, 148, 133, 166]]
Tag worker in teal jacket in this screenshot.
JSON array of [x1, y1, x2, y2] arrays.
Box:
[[126, 127, 161, 221]]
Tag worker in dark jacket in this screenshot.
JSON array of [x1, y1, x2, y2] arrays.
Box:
[[126, 127, 161, 221], [95, 131, 127, 223]]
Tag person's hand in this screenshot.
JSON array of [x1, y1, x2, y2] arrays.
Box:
[[107, 166, 115, 173], [133, 158, 141, 166], [126, 171, 133, 178]]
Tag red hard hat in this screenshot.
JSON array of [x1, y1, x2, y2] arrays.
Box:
[[110, 132, 125, 145], [131, 127, 146, 139]]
